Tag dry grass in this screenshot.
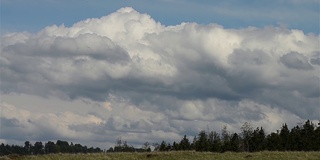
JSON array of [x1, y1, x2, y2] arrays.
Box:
[[1, 151, 320, 160]]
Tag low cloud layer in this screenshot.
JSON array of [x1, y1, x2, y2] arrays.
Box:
[[1, 7, 319, 148]]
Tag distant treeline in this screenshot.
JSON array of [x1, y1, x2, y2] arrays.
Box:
[[1, 120, 319, 156], [106, 138, 151, 153], [107, 120, 320, 153], [0, 140, 102, 156]]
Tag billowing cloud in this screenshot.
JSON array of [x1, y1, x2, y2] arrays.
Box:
[[1, 7, 319, 148]]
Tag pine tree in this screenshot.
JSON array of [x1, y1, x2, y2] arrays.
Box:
[[179, 135, 191, 150], [266, 132, 280, 151], [289, 125, 303, 150], [279, 123, 290, 151], [314, 124, 320, 150], [172, 141, 179, 151], [301, 120, 316, 151], [230, 133, 240, 152], [159, 141, 167, 151], [210, 131, 222, 152], [251, 127, 266, 151], [195, 130, 209, 151]]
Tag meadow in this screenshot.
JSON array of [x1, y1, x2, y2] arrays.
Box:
[[1, 151, 320, 160]]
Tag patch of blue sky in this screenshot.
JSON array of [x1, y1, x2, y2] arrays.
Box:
[[1, 0, 319, 35]]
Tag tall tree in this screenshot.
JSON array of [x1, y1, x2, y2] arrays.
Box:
[[251, 127, 266, 151], [279, 123, 290, 151], [241, 122, 253, 152], [56, 140, 69, 153], [34, 142, 44, 154], [172, 141, 179, 151], [301, 120, 316, 151], [159, 141, 168, 151], [24, 141, 31, 154], [314, 124, 320, 150], [289, 125, 302, 150], [44, 141, 57, 154], [230, 133, 240, 152], [266, 132, 280, 151], [221, 125, 231, 152], [179, 135, 191, 150], [209, 131, 222, 152], [194, 130, 209, 151]]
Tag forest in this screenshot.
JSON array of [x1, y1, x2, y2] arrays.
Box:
[[0, 140, 102, 156], [1, 120, 319, 156]]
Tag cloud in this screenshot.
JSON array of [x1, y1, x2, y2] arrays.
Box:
[[1, 7, 319, 148], [310, 52, 320, 65], [280, 52, 313, 70]]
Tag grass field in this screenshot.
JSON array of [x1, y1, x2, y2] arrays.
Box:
[[1, 151, 320, 160]]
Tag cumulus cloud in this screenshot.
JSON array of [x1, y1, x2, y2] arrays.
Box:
[[1, 7, 319, 148]]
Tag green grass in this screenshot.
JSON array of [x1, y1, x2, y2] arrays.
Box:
[[1, 151, 320, 160]]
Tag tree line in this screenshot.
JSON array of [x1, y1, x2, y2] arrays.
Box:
[[106, 119, 319, 152], [0, 140, 102, 156], [1, 120, 319, 155], [150, 120, 320, 152]]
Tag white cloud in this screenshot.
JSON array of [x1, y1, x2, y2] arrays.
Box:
[[1, 7, 319, 148]]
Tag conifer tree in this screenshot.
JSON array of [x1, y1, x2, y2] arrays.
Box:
[[179, 135, 191, 150]]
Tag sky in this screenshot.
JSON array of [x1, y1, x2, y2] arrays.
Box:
[[1, 0, 320, 149]]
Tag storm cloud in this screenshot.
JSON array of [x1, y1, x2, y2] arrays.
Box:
[[1, 7, 319, 148]]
